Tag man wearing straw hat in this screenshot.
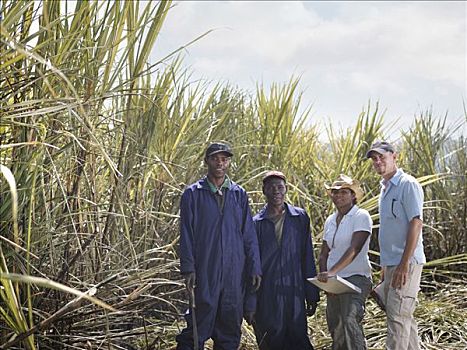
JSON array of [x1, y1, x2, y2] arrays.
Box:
[[367, 140, 425, 350], [176, 142, 262, 350], [318, 174, 373, 350], [245, 170, 320, 350]]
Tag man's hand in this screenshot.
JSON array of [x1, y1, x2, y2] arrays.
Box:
[[251, 275, 262, 292], [306, 301, 318, 316], [391, 263, 409, 289], [317, 271, 332, 282], [183, 272, 196, 293], [244, 311, 255, 325]]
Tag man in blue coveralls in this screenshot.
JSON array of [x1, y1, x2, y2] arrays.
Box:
[[176, 142, 262, 350], [245, 171, 320, 350]]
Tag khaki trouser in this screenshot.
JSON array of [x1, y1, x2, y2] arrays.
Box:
[[381, 264, 423, 350]]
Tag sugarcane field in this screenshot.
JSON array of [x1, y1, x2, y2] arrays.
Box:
[[1, 1, 466, 349]]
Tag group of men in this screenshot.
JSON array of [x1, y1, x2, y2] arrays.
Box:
[[175, 141, 425, 350]]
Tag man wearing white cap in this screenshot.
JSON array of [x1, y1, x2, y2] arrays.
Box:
[[367, 140, 425, 350]]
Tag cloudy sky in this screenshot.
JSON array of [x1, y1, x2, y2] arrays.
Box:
[[152, 1, 466, 138]]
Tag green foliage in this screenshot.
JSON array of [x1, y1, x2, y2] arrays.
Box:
[[0, 0, 465, 348]]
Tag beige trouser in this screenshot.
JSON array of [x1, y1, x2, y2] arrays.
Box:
[[381, 264, 422, 350]]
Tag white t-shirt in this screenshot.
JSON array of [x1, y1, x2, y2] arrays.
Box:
[[323, 205, 372, 278]]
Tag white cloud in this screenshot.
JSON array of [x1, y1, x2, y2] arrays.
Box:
[[152, 1, 466, 135]]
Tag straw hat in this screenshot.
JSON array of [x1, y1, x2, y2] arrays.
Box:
[[325, 174, 364, 201]]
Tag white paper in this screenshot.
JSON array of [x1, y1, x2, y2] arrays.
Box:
[[307, 275, 362, 294]]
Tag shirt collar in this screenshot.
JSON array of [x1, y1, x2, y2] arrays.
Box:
[[347, 204, 359, 216], [380, 168, 404, 188], [205, 175, 231, 193], [331, 204, 359, 220]]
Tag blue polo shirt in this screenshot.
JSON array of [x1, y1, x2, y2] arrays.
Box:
[[378, 168, 426, 266]]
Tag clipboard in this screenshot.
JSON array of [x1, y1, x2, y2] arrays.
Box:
[[307, 275, 362, 294]]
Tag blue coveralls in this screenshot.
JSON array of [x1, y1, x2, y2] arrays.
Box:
[[176, 177, 261, 350], [248, 203, 320, 350]]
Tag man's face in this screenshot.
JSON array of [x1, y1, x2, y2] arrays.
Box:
[[369, 151, 397, 178], [263, 177, 287, 207], [205, 152, 231, 180]]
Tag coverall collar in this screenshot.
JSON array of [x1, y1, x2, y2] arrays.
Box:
[[196, 175, 232, 191], [256, 202, 300, 221]]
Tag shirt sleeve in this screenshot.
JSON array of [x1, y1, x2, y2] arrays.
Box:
[[241, 190, 262, 277], [323, 216, 332, 244], [302, 211, 320, 303], [179, 189, 195, 274], [353, 209, 373, 233], [402, 180, 424, 221], [243, 289, 257, 313], [241, 191, 261, 313]]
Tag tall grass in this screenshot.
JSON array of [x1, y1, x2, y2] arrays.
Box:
[[1, 0, 465, 348]]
